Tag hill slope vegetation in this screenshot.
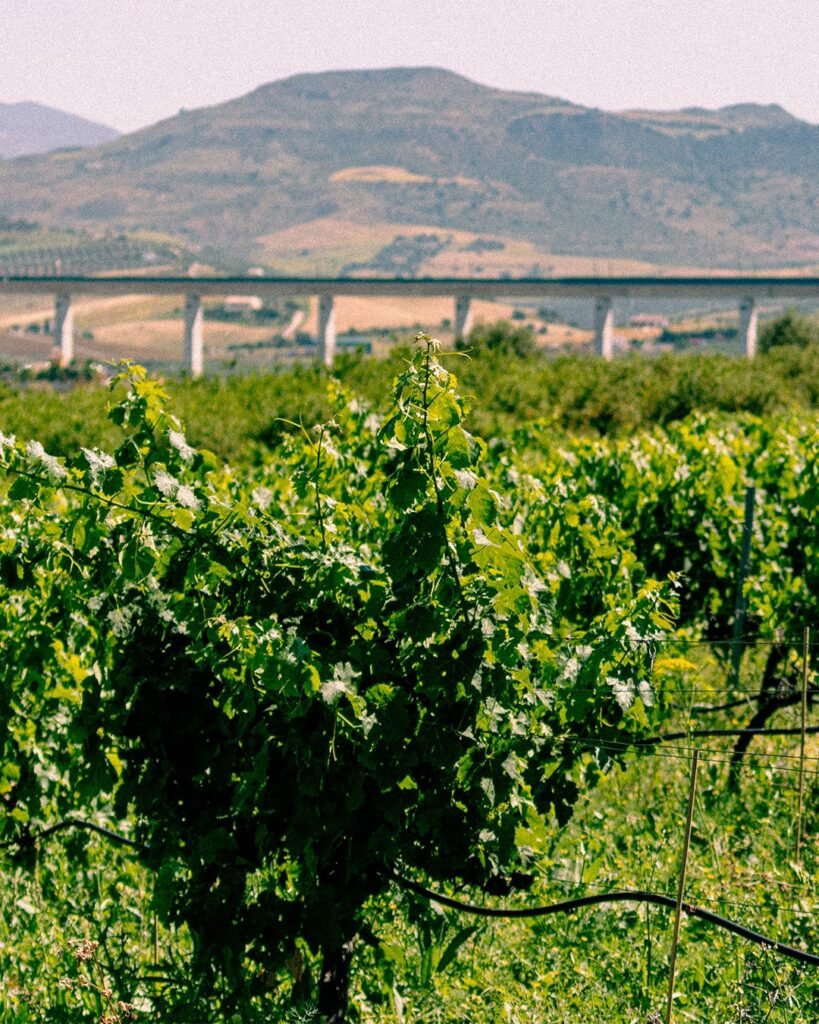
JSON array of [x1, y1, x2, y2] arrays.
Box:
[[0, 68, 817, 268]]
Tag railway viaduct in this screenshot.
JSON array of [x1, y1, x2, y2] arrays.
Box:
[[2, 275, 818, 376]]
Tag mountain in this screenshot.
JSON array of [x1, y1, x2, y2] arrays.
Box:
[[0, 68, 817, 270], [0, 102, 119, 158]]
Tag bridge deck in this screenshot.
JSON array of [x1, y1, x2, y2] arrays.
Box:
[[2, 274, 818, 299]]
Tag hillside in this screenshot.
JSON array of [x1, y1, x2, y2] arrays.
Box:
[[0, 68, 817, 268], [0, 102, 118, 158]]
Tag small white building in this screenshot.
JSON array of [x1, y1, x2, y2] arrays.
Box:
[[629, 313, 669, 328], [223, 295, 263, 313]]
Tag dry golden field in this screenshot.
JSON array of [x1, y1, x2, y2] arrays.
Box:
[[256, 215, 819, 280]]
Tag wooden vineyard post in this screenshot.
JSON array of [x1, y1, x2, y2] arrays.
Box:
[[731, 486, 756, 686], [665, 749, 699, 1024], [152, 869, 160, 968], [796, 627, 811, 861]]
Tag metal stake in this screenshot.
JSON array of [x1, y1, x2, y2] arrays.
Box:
[[665, 749, 699, 1024], [796, 627, 811, 861]]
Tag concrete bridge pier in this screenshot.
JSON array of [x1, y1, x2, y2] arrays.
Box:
[[184, 294, 204, 378], [454, 295, 474, 340], [54, 294, 74, 366], [318, 294, 336, 366], [593, 296, 614, 360], [739, 297, 758, 359]]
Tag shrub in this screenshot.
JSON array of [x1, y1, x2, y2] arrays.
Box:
[[458, 320, 536, 357], [758, 309, 819, 353]]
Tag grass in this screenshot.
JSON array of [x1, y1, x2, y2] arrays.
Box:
[[350, 643, 819, 1023], [1, 349, 819, 1020], [3, 645, 818, 1022]]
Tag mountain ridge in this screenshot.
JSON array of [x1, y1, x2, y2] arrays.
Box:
[[0, 102, 119, 158], [0, 67, 816, 270]]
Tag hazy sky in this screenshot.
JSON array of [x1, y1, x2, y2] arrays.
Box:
[[3, 0, 818, 132]]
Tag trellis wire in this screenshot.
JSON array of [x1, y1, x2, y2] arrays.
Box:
[[545, 874, 819, 917], [394, 875, 819, 967], [570, 736, 819, 776]]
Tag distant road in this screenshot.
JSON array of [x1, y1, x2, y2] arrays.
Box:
[[281, 308, 306, 341]]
